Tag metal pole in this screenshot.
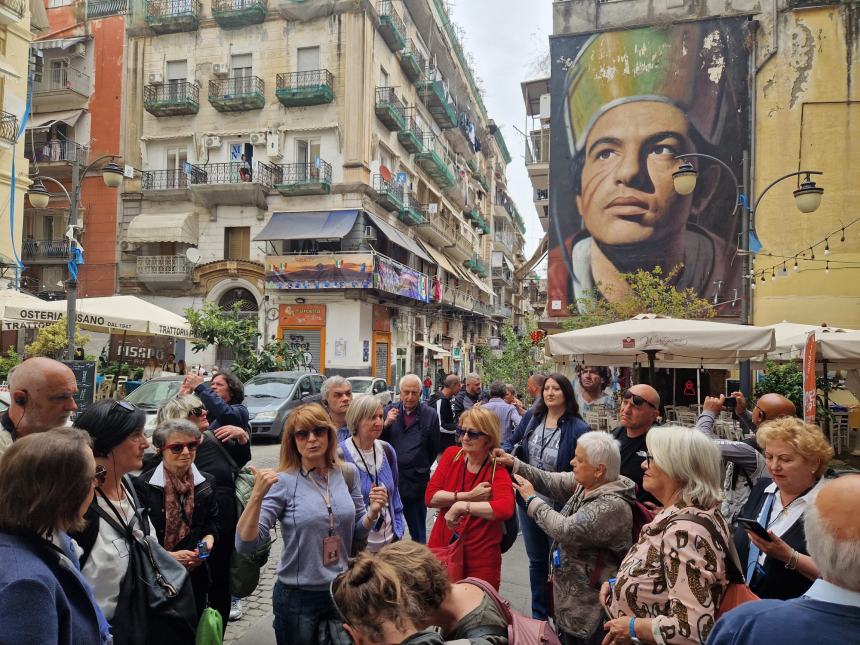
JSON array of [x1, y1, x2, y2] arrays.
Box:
[[739, 149, 752, 398], [66, 160, 80, 361]]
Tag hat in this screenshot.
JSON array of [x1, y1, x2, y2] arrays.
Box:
[[565, 23, 730, 155]]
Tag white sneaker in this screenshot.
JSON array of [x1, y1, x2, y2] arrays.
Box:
[[229, 598, 243, 621]]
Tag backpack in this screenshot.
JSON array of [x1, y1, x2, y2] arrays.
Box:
[[459, 576, 562, 645], [491, 458, 519, 554], [587, 494, 654, 589]]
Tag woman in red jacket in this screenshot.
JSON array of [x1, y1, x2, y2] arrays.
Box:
[[426, 406, 515, 589]]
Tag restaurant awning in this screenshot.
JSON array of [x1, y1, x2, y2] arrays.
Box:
[[25, 109, 87, 131], [415, 340, 450, 357], [419, 241, 461, 278], [126, 212, 198, 244], [254, 210, 359, 241], [31, 36, 89, 51], [365, 213, 433, 264]]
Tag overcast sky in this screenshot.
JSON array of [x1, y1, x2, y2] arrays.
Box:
[[448, 1, 552, 262]]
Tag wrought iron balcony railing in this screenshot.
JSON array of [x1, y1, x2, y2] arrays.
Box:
[[278, 160, 332, 184], [137, 254, 192, 276], [208, 75, 264, 99], [276, 68, 334, 91], [22, 239, 70, 260], [87, 0, 127, 18], [33, 66, 90, 95], [0, 111, 17, 144], [190, 161, 278, 186], [0, 0, 25, 19], [24, 138, 83, 164], [141, 168, 194, 190]]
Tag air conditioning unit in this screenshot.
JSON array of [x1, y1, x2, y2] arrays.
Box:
[[539, 93, 551, 121], [204, 135, 221, 149], [72, 43, 86, 57], [120, 241, 138, 252], [249, 132, 266, 146], [148, 72, 163, 85], [363, 226, 377, 240], [212, 63, 230, 77]]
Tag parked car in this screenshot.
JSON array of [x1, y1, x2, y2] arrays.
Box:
[[346, 377, 393, 406], [246, 371, 325, 440], [124, 375, 186, 437]]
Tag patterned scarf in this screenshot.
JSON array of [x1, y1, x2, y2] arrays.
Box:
[[163, 466, 195, 550]]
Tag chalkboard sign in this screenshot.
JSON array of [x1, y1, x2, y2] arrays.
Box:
[[63, 360, 97, 414]]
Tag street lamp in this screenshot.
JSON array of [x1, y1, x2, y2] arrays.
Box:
[[26, 156, 124, 360]]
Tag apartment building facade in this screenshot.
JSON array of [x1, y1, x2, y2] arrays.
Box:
[[119, 0, 527, 380]]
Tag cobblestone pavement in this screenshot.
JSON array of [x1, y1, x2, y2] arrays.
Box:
[[225, 441, 532, 644]]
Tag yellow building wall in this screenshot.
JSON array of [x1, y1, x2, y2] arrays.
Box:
[[753, 6, 860, 329], [0, 18, 34, 278]]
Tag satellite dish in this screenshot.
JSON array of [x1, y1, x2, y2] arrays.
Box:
[[185, 247, 201, 264]]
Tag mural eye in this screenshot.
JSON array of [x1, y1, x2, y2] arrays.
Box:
[[649, 144, 677, 156], [595, 148, 615, 160]]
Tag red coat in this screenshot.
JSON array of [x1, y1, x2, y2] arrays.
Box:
[[425, 446, 515, 587]]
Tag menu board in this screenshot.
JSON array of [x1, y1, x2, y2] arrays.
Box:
[[63, 360, 97, 414]]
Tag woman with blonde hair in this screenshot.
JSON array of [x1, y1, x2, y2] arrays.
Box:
[[600, 425, 730, 645], [732, 416, 832, 600], [425, 406, 515, 589], [235, 403, 388, 645]]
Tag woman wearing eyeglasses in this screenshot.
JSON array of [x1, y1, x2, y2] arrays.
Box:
[[235, 403, 387, 645], [501, 373, 588, 620], [425, 406, 515, 590], [133, 419, 219, 620], [157, 394, 250, 628]]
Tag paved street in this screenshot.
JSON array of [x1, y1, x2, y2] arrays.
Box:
[[225, 440, 532, 644]]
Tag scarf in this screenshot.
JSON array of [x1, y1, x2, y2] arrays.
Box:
[[163, 467, 195, 550]]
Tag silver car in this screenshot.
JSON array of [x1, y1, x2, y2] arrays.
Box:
[[246, 371, 324, 441], [346, 377, 393, 406]]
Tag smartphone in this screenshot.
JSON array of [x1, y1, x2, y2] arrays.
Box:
[[724, 396, 737, 411], [196, 540, 210, 559], [737, 517, 772, 542]]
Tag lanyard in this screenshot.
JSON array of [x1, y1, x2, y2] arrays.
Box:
[[460, 454, 490, 493], [306, 470, 335, 537], [96, 487, 134, 532], [536, 419, 560, 469], [351, 438, 379, 486]]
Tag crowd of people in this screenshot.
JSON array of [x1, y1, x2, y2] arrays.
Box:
[[0, 356, 858, 645]]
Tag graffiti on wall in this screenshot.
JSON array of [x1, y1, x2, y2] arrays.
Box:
[[265, 254, 374, 290]]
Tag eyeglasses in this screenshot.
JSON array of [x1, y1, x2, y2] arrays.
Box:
[[294, 427, 329, 441], [753, 403, 767, 421], [189, 407, 206, 418], [164, 440, 200, 454], [456, 427, 487, 440], [93, 464, 107, 486], [639, 451, 654, 468], [621, 389, 658, 410], [111, 400, 136, 414]]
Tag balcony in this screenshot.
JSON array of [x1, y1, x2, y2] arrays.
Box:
[[32, 67, 90, 110], [0, 111, 17, 148], [491, 265, 513, 287], [209, 76, 265, 112], [466, 208, 490, 235], [415, 213, 458, 250], [373, 174, 405, 212], [471, 167, 490, 192], [86, 0, 127, 18], [0, 0, 24, 24], [448, 219, 479, 263], [276, 69, 334, 107], [493, 304, 513, 319], [416, 77, 457, 129], [24, 138, 84, 175], [527, 128, 550, 166], [22, 239, 70, 264], [377, 0, 406, 52], [374, 87, 406, 132], [274, 160, 332, 196], [143, 81, 199, 117], [136, 254, 193, 288], [397, 116, 424, 154], [415, 135, 455, 190], [440, 284, 475, 312], [141, 168, 196, 201], [212, 0, 266, 28], [398, 40, 425, 83], [464, 255, 488, 278], [443, 174, 467, 211], [399, 194, 426, 226], [145, 0, 201, 34], [189, 161, 277, 208]]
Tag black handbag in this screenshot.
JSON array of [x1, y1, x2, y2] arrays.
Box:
[[93, 477, 197, 645]]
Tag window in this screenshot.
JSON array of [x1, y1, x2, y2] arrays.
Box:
[[311, 375, 324, 392], [297, 46, 320, 73], [231, 53, 252, 93], [224, 226, 250, 261], [166, 60, 186, 100], [42, 216, 54, 240], [166, 147, 188, 188], [379, 67, 389, 88], [296, 139, 321, 180], [47, 0, 73, 7], [49, 59, 69, 88]]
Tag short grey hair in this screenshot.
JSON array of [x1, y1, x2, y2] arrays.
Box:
[[157, 394, 204, 424], [399, 373, 421, 389], [576, 431, 621, 481], [805, 481, 860, 592], [152, 418, 201, 451], [320, 375, 351, 403], [465, 372, 480, 385], [345, 394, 383, 436], [646, 425, 723, 509]]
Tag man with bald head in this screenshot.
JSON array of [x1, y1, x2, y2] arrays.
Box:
[[696, 391, 797, 523], [611, 384, 660, 505], [0, 357, 78, 457], [709, 475, 860, 643]]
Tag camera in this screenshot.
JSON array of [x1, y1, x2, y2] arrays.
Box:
[[724, 396, 737, 411]]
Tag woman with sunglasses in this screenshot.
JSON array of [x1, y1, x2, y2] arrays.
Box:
[[236, 403, 387, 645], [132, 419, 219, 620], [0, 429, 111, 645], [502, 372, 588, 620], [341, 394, 405, 551], [425, 406, 514, 590], [157, 394, 250, 628]]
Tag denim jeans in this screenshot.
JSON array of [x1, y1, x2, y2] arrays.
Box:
[[401, 497, 427, 543], [272, 583, 349, 645], [518, 504, 554, 619]]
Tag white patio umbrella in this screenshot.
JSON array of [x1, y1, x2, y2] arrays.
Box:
[[0, 290, 64, 330], [756, 322, 858, 364]]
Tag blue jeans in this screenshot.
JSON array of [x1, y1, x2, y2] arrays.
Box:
[[401, 497, 427, 543], [272, 583, 348, 645], [518, 504, 553, 619]]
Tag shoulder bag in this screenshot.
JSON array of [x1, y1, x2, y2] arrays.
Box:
[[430, 517, 467, 582]]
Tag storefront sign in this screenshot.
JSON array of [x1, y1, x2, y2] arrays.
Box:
[[802, 332, 817, 424], [265, 254, 374, 290], [374, 256, 429, 303], [279, 304, 326, 327], [372, 305, 391, 332], [109, 335, 175, 367]]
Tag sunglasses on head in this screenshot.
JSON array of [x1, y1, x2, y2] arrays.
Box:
[[189, 407, 206, 418], [164, 440, 200, 454], [111, 400, 136, 414], [622, 389, 657, 410], [93, 464, 107, 486], [456, 427, 486, 440], [294, 427, 329, 441]]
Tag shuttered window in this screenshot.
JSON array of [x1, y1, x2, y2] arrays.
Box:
[[224, 227, 250, 261]]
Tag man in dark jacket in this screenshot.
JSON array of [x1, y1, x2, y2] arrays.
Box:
[[382, 374, 440, 543], [452, 372, 482, 424], [611, 384, 660, 506], [426, 374, 460, 453]]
